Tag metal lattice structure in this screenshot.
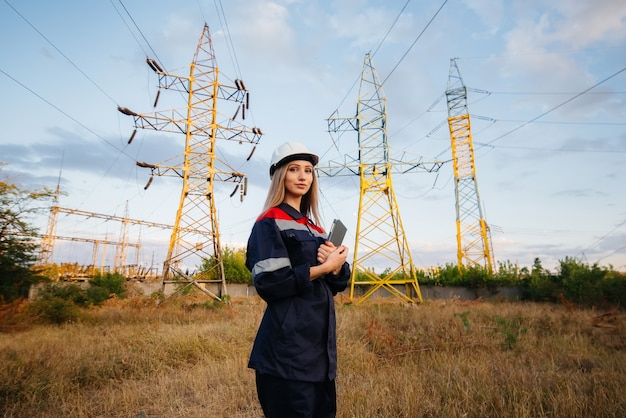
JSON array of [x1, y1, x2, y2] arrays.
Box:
[[38, 173, 61, 266], [118, 24, 262, 299], [322, 53, 443, 303], [445, 58, 494, 270], [39, 202, 172, 276]]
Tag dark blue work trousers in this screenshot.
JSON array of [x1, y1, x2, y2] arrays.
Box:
[[256, 372, 337, 418]]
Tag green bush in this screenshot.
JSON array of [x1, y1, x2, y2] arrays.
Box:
[[89, 272, 127, 299], [519, 257, 626, 308], [600, 270, 626, 306], [38, 283, 90, 307], [200, 246, 251, 284], [29, 296, 82, 324], [86, 286, 112, 306], [412, 256, 624, 309], [28, 274, 129, 324]]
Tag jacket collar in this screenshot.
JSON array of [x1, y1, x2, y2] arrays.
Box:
[[277, 202, 304, 220]]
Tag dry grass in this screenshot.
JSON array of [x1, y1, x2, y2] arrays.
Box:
[[1, 294, 624, 417]]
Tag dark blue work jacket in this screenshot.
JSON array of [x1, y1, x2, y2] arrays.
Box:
[[246, 203, 350, 382]]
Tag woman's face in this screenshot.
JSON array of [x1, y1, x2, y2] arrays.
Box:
[[283, 160, 314, 200]]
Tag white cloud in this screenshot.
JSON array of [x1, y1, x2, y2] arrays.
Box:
[[462, 0, 505, 33], [548, 0, 626, 47]]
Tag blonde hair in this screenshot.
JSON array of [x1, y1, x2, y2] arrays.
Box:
[[262, 164, 322, 226]]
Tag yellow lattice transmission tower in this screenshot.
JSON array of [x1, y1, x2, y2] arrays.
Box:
[[446, 58, 494, 271], [118, 24, 262, 299], [322, 53, 443, 303]]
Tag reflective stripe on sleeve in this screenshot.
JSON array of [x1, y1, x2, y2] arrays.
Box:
[[252, 257, 292, 277]]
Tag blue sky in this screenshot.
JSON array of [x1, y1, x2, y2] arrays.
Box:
[[1, 0, 625, 273]]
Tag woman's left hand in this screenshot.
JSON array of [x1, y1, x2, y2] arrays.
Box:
[[317, 241, 336, 264]]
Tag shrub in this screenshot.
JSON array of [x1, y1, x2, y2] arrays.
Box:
[[519, 257, 626, 308], [600, 270, 626, 306], [89, 272, 127, 299], [27, 274, 129, 324], [29, 296, 82, 324], [200, 246, 251, 284]]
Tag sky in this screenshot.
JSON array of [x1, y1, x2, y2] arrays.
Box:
[[1, 0, 625, 274]]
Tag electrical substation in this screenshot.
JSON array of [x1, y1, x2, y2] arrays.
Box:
[[38, 26, 494, 304]]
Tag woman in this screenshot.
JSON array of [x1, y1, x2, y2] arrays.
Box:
[[246, 141, 351, 418]]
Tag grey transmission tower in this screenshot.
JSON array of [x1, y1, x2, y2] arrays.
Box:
[[445, 58, 494, 270], [118, 24, 262, 299], [321, 53, 444, 303]]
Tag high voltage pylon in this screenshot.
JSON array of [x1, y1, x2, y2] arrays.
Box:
[[321, 53, 444, 303], [445, 58, 494, 271], [118, 23, 262, 300]]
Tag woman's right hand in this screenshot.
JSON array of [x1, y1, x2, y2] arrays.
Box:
[[324, 245, 348, 275]]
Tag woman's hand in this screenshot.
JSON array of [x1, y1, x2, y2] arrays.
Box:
[[317, 241, 336, 264], [318, 241, 348, 275]]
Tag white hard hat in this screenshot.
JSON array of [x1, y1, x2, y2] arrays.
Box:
[[269, 142, 319, 178]]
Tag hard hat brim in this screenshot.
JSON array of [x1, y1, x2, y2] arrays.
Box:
[[269, 153, 319, 177]]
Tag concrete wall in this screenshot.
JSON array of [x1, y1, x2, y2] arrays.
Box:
[[30, 281, 522, 301], [344, 284, 523, 301]]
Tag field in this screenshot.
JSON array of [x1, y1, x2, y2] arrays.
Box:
[[1, 294, 624, 417]]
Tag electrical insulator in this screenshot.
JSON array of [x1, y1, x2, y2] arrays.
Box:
[[153, 90, 161, 108], [144, 176, 153, 190], [230, 184, 239, 198], [247, 146, 256, 161]]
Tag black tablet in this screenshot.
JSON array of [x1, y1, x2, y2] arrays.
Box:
[[327, 219, 347, 246]]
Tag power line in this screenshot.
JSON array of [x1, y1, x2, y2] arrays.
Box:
[[214, 0, 243, 79], [116, 0, 166, 71], [334, 0, 415, 112], [580, 218, 626, 255], [2, 0, 157, 216], [471, 116, 626, 126], [380, 0, 449, 87], [0, 67, 133, 160], [481, 144, 626, 154], [328, 0, 447, 160], [477, 90, 626, 95], [108, 0, 149, 57], [4, 0, 117, 105], [484, 66, 626, 146], [371, 0, 412, 58]]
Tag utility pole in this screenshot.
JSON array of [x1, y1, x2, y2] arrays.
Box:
[[38, 171, 62, 265], [113, 201, 130, 272], [322, 53, 443, 303], [118, 24, 262, 300], [445, 58, 494, 271]]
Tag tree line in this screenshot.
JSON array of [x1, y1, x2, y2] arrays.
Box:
[[2, 164, 624, 311]]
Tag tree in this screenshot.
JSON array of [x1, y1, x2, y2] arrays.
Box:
[[0, 164, 53, 302]]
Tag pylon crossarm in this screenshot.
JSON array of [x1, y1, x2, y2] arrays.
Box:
[[131, 110, 188, 133], [316, 157, 361, 177], [156, 73, 190, 93], [216, 85, 247, 102], [327, 115, 358, 133], [387, 159, 445, 174], [136, 160, 245, 185], [220, 128, 261, 145]]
